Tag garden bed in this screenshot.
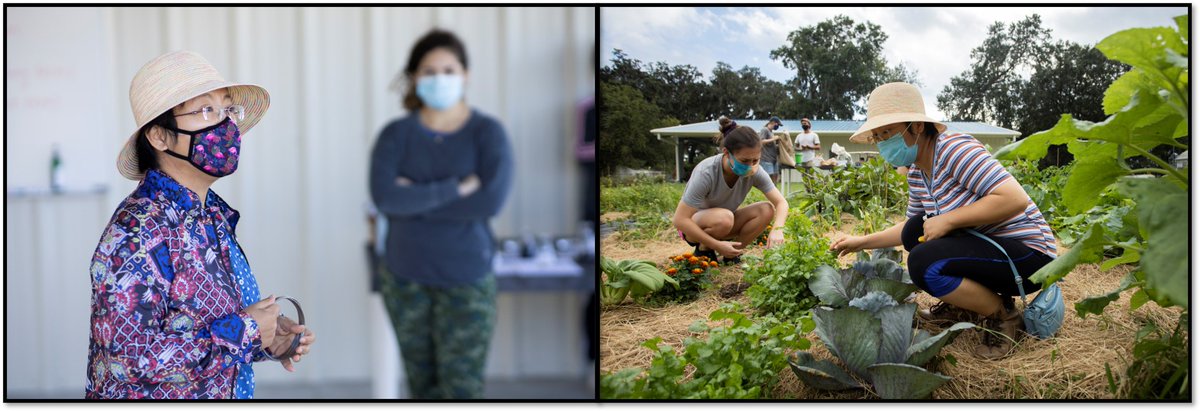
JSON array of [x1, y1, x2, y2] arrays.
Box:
[[600, 224, 1183, 399]]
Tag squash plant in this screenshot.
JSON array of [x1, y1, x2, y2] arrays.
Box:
[[790, 250, 972, 399], [996, 14, 1189, 400], [995, 15, 1188, 311], [601, 257, 678, 305]]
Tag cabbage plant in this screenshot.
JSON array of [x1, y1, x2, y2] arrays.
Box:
[[789, 250, 973, 399]]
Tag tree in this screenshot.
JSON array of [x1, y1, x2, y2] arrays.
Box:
[[939, 14, 1135, 166], [708, 62, 791, 119], [937, 15, 1054, 129], [770, 15, 919, 120], [602, 49, 712, 125], [1019, 41, 1129, 166], [598, 81, 679, 175]]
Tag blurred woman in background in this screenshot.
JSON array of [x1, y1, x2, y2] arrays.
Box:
[[369, 29, 514, 399]]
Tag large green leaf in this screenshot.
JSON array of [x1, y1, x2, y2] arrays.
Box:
[[1103, 70, 1150, 115], [1006, 90, 1182, 164], [1075, 272, 1137, 317], [812, 307, 881, 379], [1097, 26, 1187, 91], [1062, 156, 1130, 214], [864, 277, 921, 305], [788, 351, 862, 391], [1117, 177, 1188, 308], [995, 115, 1080, 160], [809, 265, 852, 307], [851, 257, 906, 282], [867, 363, 951, 399], [1100, 249, 1141, 271], [875, 303, 917, 364], [905, 322, 975, 367], [1030, 224, 1108, 285], [1176, 15, 1188, 43]]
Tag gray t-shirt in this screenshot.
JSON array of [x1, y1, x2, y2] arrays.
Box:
[[758, 127, 778, 163], [682, 154, 775, 212]]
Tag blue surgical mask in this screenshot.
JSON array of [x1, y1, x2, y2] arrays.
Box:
[[877, 124, 917, 167], [416, 74, 464, 110], [727, 152, 752, 176]]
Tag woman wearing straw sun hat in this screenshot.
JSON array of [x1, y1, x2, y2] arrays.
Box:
[[829, 82, 1057, 360], [87, 51, 314, 399]]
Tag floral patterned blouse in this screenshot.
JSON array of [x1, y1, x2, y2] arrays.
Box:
[[87, 169, 267, 399]]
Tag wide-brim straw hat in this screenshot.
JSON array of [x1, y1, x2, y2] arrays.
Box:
[[848, 82, 946, 144], [117, 50, 270, 180]]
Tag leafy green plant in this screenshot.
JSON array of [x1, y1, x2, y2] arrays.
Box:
[[996, 15, 1188, 310], [743, 212, 838, 319], [792, 157, 907, 229], [789, 251, 972, 399], [601, 303, 813, 399], [601, 257, 679, 305], [1110, 314, 1190, 399], [996, 15, 1188, 400]]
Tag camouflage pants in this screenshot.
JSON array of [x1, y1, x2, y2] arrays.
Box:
[[378, 264, 497, 399]]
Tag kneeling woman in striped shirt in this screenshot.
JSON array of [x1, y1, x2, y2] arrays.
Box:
[[830, 82, 1057, 360]]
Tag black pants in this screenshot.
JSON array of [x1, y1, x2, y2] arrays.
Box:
[[901, 214, 1053, 298]]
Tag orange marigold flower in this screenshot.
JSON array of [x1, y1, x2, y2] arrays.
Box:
[[682, 252, 693, 258], [667, 268, 677, 275], [692, 268, 703, 274]]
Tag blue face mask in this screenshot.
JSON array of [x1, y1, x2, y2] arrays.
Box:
[[416, 74, 464, 110], [877, 124, 917, 167], [727, 152, 752, 176]]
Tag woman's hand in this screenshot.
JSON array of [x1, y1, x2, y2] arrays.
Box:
[[922, 214, 955, 242], [830, 235, 867, 257], [268, 316, 316, 372], [766, 229, 785, 248], [243, 295, 280, 348], [713, 241, 745, 259]]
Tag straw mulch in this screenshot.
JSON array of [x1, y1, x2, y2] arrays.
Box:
[[600, 224, 1185, 399], [600, 237, 760, 376]]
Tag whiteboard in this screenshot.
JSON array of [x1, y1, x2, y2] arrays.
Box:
[[6, 7, 117, 192]]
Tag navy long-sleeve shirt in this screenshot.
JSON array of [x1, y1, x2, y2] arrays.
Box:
[[369, 109, 514, 287]]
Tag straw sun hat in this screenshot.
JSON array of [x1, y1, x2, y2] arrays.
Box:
[[117, 51, 270, 180], [848, 82, 946, 144]]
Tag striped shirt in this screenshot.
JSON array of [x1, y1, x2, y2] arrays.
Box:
[[906, 133, 1057, 257]]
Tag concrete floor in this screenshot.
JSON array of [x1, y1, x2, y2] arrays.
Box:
[[9, 377, 595, 400]]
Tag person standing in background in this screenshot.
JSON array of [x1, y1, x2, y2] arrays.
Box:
[[369, 29, 514, 399], [794, 117, 822, 168], [758, 116, 783, 185]]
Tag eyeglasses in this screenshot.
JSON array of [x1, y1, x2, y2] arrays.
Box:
[[870, 123, 911, 143], [174, 105, 245, 122]]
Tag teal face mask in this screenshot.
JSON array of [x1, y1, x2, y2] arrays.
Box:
[[727, 152, 752, 176], [877, 124, 917, 167]]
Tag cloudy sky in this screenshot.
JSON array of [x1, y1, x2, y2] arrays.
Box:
[[600, 6, 1187, 121]]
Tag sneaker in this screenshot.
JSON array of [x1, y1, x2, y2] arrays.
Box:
[[692, 244, 718, 261], [974, 303, 1024, 360], [917, 301, 979, 324]]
